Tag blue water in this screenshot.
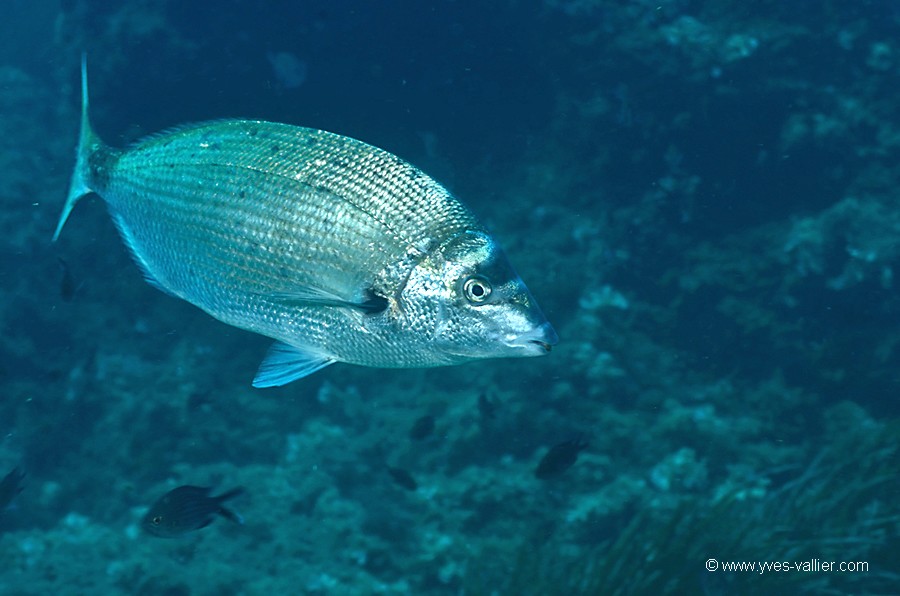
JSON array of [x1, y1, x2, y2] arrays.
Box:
[[0, 1, 897, 594]]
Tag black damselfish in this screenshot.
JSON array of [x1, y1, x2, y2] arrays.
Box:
[[142, 485, 244, 538], [535, 436, 588, 479], [0, 467, 25, 510], [387, 466, 418, 491]]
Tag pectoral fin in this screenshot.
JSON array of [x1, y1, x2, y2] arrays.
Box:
[[265, 285, 387, 314], [252, 341, 335, 387]]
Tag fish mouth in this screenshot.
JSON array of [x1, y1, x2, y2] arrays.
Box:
[[508, 322, 559, 355]]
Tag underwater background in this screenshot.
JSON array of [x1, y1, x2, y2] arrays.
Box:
[[1, 0, 899, 594]]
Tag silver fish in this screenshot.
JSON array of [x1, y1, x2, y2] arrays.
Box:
[[54, 57, 558, 387]]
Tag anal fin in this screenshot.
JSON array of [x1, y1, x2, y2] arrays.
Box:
[[252, 341, 335, 387]]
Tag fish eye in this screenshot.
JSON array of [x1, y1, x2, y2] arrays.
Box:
[[152, 515, 163, 526], [462, 276, 492, 303]]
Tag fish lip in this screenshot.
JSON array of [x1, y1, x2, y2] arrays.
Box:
[[529, 339, 553, 353]]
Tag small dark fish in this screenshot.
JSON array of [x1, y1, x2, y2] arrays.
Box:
[[535, 435, 588, 480], [142, 485, 244, 538], [57, 257, 77, 301], [478, 393, 498, 421], [409, 415, 435, 441], [0, 467, 25, 510], [387, 466, 418, 491]]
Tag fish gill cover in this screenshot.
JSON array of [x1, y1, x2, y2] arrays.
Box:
[[0, 1, 898, 595]]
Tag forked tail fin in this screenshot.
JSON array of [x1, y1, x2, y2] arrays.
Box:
[[53, 53, 101, 241]]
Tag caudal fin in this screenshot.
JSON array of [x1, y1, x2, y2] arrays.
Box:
[[53, 54, 100, 242], [213, 487, 246, 525]]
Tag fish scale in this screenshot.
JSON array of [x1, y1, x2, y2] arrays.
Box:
[[141, 132, 445, 290], [54, 57, 557, 386]]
